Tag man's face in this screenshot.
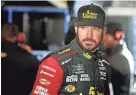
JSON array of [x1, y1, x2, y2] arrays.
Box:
[[75, 26, 104, 52]]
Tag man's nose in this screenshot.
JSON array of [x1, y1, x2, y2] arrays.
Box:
[[86, 27, 93, 38]]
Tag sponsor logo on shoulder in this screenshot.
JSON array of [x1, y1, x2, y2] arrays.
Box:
[[61, 58, 71, 65], [39, 78, 50, 86], [58, 48, 71, 55], [42, 65, 56, 73], [34, 85, 49, 95], [40, 70, 54, 77]]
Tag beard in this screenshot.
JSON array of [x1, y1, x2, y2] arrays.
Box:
[[76, 33, 103, 52]]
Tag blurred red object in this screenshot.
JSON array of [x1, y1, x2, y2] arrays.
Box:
[[17, 32, 25, 43], [114, 30, 122, 41]]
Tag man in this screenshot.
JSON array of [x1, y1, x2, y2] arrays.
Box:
[[1, 23, 39, 95], [102, 22, 135, 95], [31, 4, 111, 95]]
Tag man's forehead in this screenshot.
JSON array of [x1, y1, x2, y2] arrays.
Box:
[[78, 25, 102, 29]]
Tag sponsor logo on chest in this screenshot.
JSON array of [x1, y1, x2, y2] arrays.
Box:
[[66, 75, 78, 82], [80, 74, 90, 81], [72, 64, 85, 74], [98, 59, 108, 80], [65, 84, 76, 92]]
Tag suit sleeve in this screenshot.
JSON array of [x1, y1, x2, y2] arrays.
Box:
[[31, 56, 64, 95], [107, 65, 111, 95]]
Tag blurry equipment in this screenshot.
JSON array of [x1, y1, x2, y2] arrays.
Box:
[[17, 32, 25, 43], [102, 22, 135, 95], [114, 30, 123, 41], [29, 18, 48, 50], [3, 6, 69, 50]]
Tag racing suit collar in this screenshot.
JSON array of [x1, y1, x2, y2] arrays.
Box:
[[70, 38, 97, 60]]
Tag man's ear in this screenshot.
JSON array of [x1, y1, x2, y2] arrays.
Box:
[[75, 26, 77, 34], [102, 27, 107, 43], [103, 26, 107, 34]]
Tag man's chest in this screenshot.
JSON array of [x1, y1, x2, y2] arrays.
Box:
[[59, 56, 109, 95]]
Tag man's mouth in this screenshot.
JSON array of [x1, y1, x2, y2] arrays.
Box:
[[85, 42, 94, 46], [84, 40, 94, 44]]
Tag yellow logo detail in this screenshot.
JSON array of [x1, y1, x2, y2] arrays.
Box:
[[83, 53, 92, 59], [89, 86, 104, 95], [82, 10, 97, 19], [58, 48, 71, 55]]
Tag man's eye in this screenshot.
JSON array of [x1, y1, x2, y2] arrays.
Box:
[[92, 27, 101, 31], [81, 26, 86, 29]]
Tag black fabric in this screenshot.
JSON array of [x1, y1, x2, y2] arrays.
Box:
[[109, 46, 130, 95], [1, 40, 39, 95]]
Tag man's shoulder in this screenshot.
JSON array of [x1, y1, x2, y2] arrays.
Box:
[[49, 44, 76, 60], [53, 44, 73, 55], [98, 51, 107, 57], [40, 44, 76, 67]]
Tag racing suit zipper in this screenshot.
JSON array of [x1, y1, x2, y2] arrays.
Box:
[[92, 58, 96, 95], [94, 55, 99, 95]]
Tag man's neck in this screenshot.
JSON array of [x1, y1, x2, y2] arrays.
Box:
[[5, 37, 16, 43]]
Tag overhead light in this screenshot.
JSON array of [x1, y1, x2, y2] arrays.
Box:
[[105, 7, 136, 16], [46, 0, 68, 8]]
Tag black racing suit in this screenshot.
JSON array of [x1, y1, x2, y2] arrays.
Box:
[[31, 39, 111, 95]]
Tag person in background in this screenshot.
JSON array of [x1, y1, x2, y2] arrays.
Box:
[[65, 16, 76, 45], [1, 23, 39, 95], [31, 4, 111, 95], [102, 22, 135, 95]]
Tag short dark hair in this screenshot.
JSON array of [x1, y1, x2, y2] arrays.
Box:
[[106, 22, 122, 35], [2, 23, 19, 40]]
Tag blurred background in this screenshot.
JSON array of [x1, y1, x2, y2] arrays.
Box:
[[1, 0, 136, 95]]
